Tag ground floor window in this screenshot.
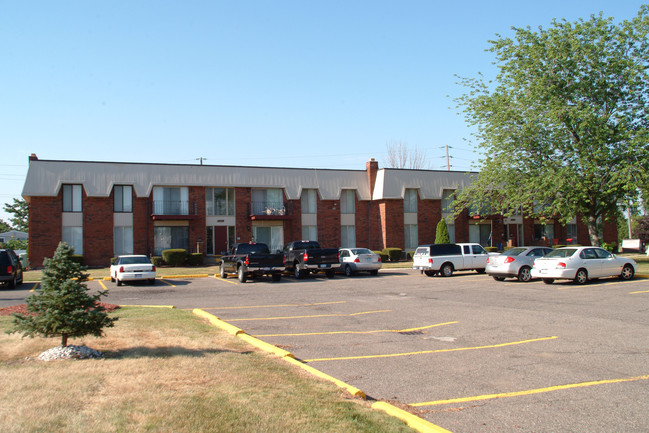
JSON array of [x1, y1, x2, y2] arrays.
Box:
[[341, 225, 356, 248], [114, 226, 133, 255], [566, 224, 577, 244], [253, 224, 283, 252], [302, 225, 317, 241], [469, 223, 491, 247], [154, 226, 189, 256], [62, 226, 83, 255], [206, 226, 235, 255], [534, 223, 555, 242], [404, 224, 418, 251]]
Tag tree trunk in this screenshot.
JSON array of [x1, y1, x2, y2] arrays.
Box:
[[61, 334, 68, 347], [586, 214, 601, 247]]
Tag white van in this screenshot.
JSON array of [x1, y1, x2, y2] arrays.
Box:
[[412, 243, 489, 277]]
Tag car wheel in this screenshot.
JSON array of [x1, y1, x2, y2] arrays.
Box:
[[492, 276, 506, 282], [370, 270, 379, 276], [574, 269, 588, 285], [8, 275, 16, 289], [272, 273, 282, 282], [518, 266, 532, 282], [424, 270, 436, 277], [110, 275, 115, 283], [149, 278, 155, 285], [620, 264, 635, 281], [220, 264, 227, 279], [116, 279, 122, 286], [475, 268, 486, 274], [17, 270, 23, 286], [345, 265, 353, 277], [441, 263, 453, 277], [294, 263, 305, 279], [326, 269, 335, 279], [542, 278, 554, 285], [238, 266, 247, 283]]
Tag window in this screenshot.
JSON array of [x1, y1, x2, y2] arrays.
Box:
[[404, 224, 418, 250], [251, 189, 284, 215], [340, 190, 355, 214], [153, 187, 189, 215], [447, 223, 456, 243], [253, 225, 283, 252], [341, 225, 356, 248], [469, 224, 492, 246], [62, 226, 83, 254], [534, 224, 555, 241], [154, 226, 189, 256], [301, 189, 317, 214], [206, 226, 235, 255], [404, 189, 418, 213], [566, 224, 577, 244], [442, 189, 455, 213], [206, 188, 235, 216], [114, 226, 133, 255], [62, 185, 82, 212], [114, 186, 133, 213], [302, 225, 317, 241]]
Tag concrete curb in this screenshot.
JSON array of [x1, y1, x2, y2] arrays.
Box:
[[192, 308, 451, 433], [372, 402, 453, 433]]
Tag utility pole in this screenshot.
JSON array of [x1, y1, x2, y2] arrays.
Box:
[[440, 145, 451, 170], [196, 157, 207, 165]]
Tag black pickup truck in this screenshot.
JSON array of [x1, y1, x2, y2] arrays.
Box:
[[219, 242, 285, 283], [283, 240, 339, 279]]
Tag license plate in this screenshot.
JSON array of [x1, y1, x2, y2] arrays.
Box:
[[263, 267, 271, 271], [319, 264, 329, 268], [135, 274, 142, 278]]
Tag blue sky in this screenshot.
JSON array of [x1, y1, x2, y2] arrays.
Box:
[[1, 1, 646, 223]]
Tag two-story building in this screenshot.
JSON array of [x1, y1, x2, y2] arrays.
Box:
[[21, 154, 617, 268]]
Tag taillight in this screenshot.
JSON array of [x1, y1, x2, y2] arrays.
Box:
[[7, 265, 12, 273], [377, 256, 381, 262], [354, 257, 360, 263], [282, 256, 286, 265], [152, 266, 156, 272], [304, 252, 309, 262], [557, 262, 567, 269], [428, 258, 433, 264], [504, 256, 515, 264], [245, 256, 250, 266], [119, 266, 124, 272]]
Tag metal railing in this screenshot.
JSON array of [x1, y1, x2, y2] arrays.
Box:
[[250, 201, 287, 216]]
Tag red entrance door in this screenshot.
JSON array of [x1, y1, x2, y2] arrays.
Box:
[[213, 226, 228, 255]]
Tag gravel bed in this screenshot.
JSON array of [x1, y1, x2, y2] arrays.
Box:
[[37, 345, 105, 361]]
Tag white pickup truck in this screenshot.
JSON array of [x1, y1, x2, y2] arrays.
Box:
[[412, 243, 489, 277]]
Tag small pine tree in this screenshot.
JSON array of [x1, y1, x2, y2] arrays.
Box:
[[10, 242, 116, 347], [435, 219, 450, 244]]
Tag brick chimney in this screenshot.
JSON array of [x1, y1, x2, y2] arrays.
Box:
[[29, 153, 38, 163], [366, 158, 379, 197]]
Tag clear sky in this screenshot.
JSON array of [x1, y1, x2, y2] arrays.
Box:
[[1, 1, 646, 224]]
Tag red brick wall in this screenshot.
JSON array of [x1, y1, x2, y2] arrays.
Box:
[[133, 196, 149, 255], [83, 195, 113, 267], [379, 200, 404, 249], [188, 187, 206, 254], [28, 195, 62, 268], [418, 199, 441, 245], [235, 187, 252, 243], [318, 198, 341, 248], [285, 197, 301, 243]]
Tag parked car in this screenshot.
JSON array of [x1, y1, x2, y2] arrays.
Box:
[[284, 241, 340, 279], [486, 246, 553, 282], [110, 255, 156, 286], [0, 249, 23, 289], [220, 242, 285, 282], [412, 243, 489, 277], [531, 246, 637, 285], [339, 248, 382, 276]]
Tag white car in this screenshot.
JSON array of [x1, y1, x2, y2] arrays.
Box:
[[110, 255, 156, 286], [338, 248, 382, 276], [531, 246, 637, 285], [486, 246, 553, 282]]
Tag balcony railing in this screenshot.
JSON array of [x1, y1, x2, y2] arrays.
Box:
[[151, 200, 197, 217], [251, 201, 286, 216]]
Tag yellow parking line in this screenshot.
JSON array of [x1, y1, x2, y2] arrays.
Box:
[[203, 301, 346, 310], [29, 282, 39, 292], [158, 279, 176, 287], [630, 289, 649, 294], [98, 280, 108, 291], [227, 309, 392, 322], [216, 277, 239, 285], [304, 336, 558, 363], [255, 321, 458, 337], [410, 374, 649, 407]]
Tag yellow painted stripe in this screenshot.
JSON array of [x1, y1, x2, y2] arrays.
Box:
[[255, 321, 458, 337], [305, 336, 558, 363], [630, 289, 649, 294], [203, 301, 346, 310], [98, 280, 108, 291], [158, 279, 176, 287], [227, 309, 392, 322], [372, 402, 453, 433], [29, 282, 40, 292], [410, 374, 649, 407], [217, 278, 239, 285]]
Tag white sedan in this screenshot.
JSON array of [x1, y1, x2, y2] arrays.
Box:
[[110, 255, 156, 286], [339, 248, 382, 276], [531, 246, 637, 285]]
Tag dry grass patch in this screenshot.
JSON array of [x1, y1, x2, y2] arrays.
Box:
[[0, 307, 414, 433]]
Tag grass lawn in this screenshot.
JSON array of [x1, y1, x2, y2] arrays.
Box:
[[0, 307, 416, 433]]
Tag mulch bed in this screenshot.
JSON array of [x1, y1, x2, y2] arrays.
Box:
[[0, 303, 120, 316]]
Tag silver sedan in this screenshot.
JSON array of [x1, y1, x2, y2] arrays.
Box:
[[486, 246, 553, 282], [338, 248, 382, 276]]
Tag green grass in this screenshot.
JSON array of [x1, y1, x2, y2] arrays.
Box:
[[0, 307, 415, 433]]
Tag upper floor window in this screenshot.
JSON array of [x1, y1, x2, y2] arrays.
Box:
[[340, 190, 355, 214], [153, 187, 189, 215], [62, 184, 82, 212], [251, 188, 284, 215], [404, 189, 418, 213], [442, 189, 455, 213], [114, 185, 133, 213], [301, 189, 317, 214], [206, 187, 235, 216]]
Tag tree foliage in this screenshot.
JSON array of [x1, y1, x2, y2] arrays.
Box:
[[3, 198, 28, 232], [10, 242, 116, 347], [637, 215, 649, 248], [435, 219, 451, 244], [454, 7, 649, 246]]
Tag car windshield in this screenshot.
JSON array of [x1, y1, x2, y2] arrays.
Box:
[[351, 248, 373, 255], [545, 248, 577, 258], [504, 247, 527, 256], [120, 256, 151, 265]]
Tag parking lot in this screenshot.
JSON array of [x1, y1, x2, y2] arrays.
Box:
[[4, 270, 649, 432]]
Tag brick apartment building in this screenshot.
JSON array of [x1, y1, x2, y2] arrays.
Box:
[[21, 154, 617, 268]]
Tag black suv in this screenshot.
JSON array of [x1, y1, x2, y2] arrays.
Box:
[[0, 249, 23, 289]]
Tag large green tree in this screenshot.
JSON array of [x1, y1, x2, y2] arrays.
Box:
[[454, 7, 649, 246], [3, 198, 28, 232], [10, 242, 116, 347]]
